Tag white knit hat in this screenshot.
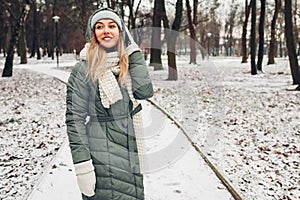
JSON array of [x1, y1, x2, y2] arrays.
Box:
[[91, 10, 123, 31]]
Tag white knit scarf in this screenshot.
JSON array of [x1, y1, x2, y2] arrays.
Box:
[[98, 52, 146, 172]]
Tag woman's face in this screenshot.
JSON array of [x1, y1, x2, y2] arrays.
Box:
[[94, 19, 120, 49]]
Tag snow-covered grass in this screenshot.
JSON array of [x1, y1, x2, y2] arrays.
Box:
[[148, 55, 299, 200], [0, 69, 66, 200]]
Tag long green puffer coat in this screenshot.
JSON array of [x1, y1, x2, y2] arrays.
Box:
[[66, 51, 153, 200]]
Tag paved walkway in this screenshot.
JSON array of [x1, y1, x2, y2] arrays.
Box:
[[16, 60, 233, 200]]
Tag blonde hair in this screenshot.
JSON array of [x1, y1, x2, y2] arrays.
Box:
[[86, 31, 129, 85]]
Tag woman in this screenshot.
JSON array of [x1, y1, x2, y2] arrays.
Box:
[[66, 8, 153, 200]]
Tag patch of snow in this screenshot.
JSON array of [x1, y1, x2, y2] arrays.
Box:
[[0, 69, 66, 200], [148, 55, 299, 200]]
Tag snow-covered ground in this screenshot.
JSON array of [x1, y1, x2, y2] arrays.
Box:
[[148, 55, 299, 200], [0, 69, 66, 199], [0, 54, 299, 200], [0, 55, 77, 200]]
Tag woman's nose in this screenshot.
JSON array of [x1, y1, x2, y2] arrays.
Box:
[[103, 26, 109, 33]]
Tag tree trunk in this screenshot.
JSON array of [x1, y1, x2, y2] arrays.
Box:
[[193, 0, 198, 25], [150, 0, 163, 70], [0, 43, 1, 56], [111, 0, 116, 9], [127, 0, 134, 29], [81, 0, 86, 37], [127, 0, 142, 41], [293, 0, 300, 49], [242, 0, 252, 63], [268, 0, 281, 65], [162, 1, 170, 34], [250, 0, 257, 75], [2, 1, 30, 77], [285, 0, 300, 84], [51, 0, 57, 60], [120, 1, 125, 18], [30, 2, 37, 58], [225, 2, 238, 57], [2, 20, 9, 58], [19, 25, 27, 64], [186, 0, 196, 64], [257, 0, 265, 71], [162, 0, 183, 80], [0, 9, 2, 55], [2, 29, 16, 77], [106, 0, 111, 8], [36, 12, 41, 61]]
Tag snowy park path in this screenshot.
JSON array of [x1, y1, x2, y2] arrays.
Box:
[[14, 59, 235, 200]]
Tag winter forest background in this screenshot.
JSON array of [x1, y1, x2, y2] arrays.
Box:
[[0, 0, 300, 200], [1, 0, 300, 85]]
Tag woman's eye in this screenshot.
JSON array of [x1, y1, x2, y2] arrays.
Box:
[[109, 25, 117, 29], [95, 25, 103, 30]]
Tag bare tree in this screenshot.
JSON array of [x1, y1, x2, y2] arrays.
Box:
[[193, 0, 198, 25], [162, 0, 183, 80], [186, 0, 197, 64], [294, 0, 300, 56], [241, 0, 252, 63], [110, 0, 116, 9], [257, 0, 266, 71], [268, 0, 281, 65], [150, 0, 163, 70], [0, 5, 9, 57], [293, 0, 299, 54], [29, 1, 41, 60], [202, 0, 220, 57], [2, 0, 30, 77], [52, 0, 96, 56], [250, 0, 257, 75], [284, 0, 300, 84], [225, 0, 238, 57], [127, 0, 142, 41], [127, 0, 142, 29], [19, 20, 27, 64]]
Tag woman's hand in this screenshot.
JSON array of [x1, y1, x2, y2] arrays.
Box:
[[74, 159, 96, 197]]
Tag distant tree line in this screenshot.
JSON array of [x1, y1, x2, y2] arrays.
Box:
[[0, 0, 300, 89], [0, 0, 222, 79]]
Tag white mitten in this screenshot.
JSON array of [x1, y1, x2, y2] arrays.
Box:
[[74, 159, 96, 197], [124, 26, 141, 55]]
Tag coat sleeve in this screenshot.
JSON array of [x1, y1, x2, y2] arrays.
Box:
[[128, 51, 154, 100], [65, 62, 91, 164]]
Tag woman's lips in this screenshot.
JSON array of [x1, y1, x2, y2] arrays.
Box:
[[102, 37, 112, 41]]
